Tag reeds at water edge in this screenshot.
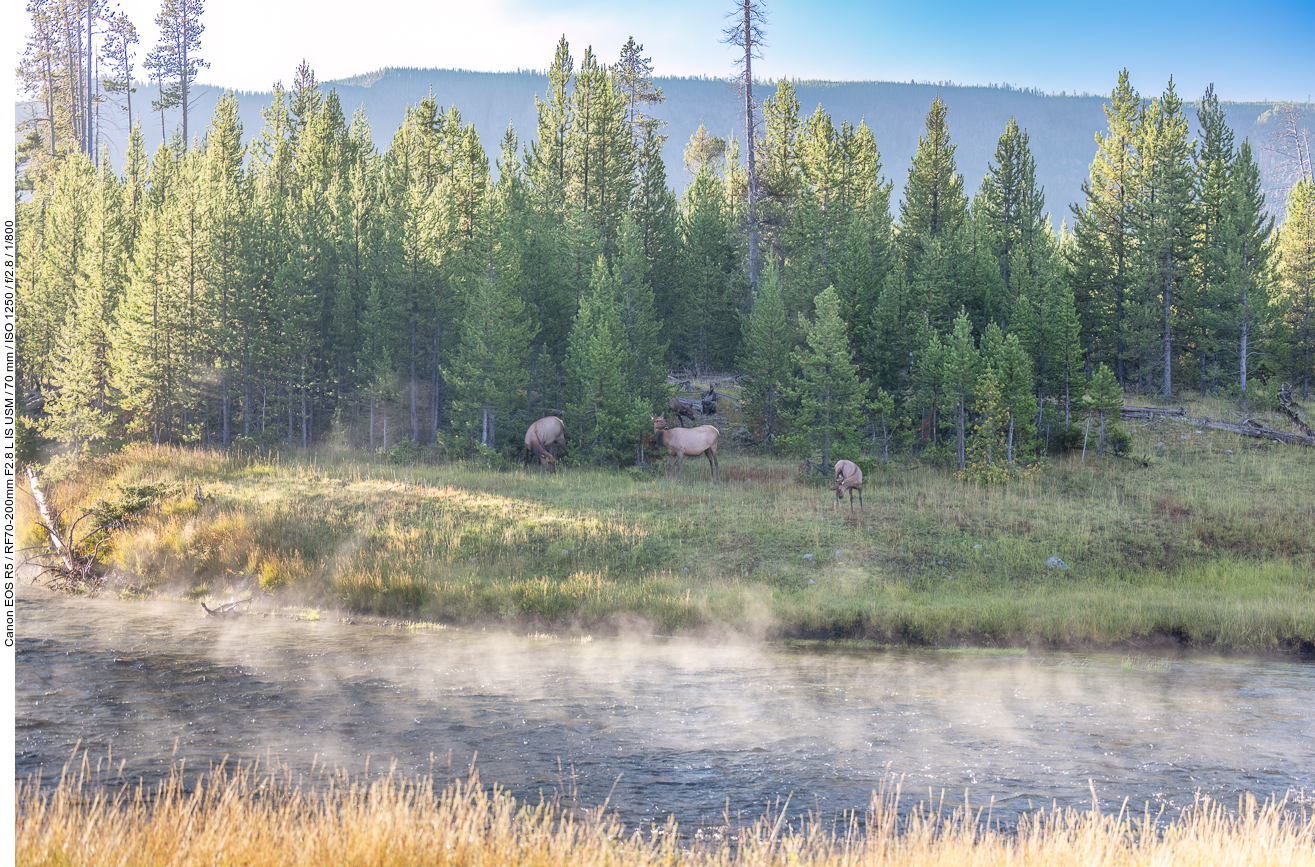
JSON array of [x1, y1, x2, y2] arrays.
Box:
[[16, 755, 1315, 867]]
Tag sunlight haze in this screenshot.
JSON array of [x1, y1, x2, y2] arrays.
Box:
[[17, 0, 1313, 101]]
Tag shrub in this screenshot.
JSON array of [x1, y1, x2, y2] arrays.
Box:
[[1107, 427, 1133, 456], [381, 438, 421, 465]]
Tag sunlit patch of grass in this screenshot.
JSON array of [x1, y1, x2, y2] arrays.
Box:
[[17, 756, 1315, 867]]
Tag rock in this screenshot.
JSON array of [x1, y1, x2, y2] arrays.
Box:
[[1046, 556, 1071, 570]]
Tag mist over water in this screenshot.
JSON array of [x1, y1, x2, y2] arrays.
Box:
[[17, 583, 1315, 829]]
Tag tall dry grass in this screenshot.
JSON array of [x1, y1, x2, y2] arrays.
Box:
[[17, 756, 1315, 867]]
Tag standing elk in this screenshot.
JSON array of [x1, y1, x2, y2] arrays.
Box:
[[834, 459, 863, 512], [651, 415, 720, 481], [525, 416, 567, 473], [667, 396, 697, 427]]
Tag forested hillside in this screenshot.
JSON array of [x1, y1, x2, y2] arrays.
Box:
[[15, 31, 1315, 476], [39, 63, 1308, 218]]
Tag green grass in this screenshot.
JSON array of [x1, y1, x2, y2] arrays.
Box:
[[22, 394, 1315, 654]]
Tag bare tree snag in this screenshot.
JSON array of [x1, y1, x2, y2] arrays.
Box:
[[26, 470, 114, 592]]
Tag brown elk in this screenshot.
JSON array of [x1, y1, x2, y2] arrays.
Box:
[[834, 459, 863, 512], [667, 396, 696, 427], [525, 416, 567, 473], [651, 415, 720, 481]]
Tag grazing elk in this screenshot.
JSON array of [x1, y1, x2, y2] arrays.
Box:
[[651, 415, 720, 481], [667, 396, 697, 427], [525, 416, 567, 473], [834, 459, 863, 512]]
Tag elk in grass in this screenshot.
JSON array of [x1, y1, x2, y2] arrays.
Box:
[[651, 415, 720, 481], [525, 416, 567, 472], [834, 459, 863, 512]]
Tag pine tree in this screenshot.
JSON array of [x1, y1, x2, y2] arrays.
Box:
[[940, 309, 980, 470], [975, 117, 1046, 326], [1215, 140, 1276, 400], [385, 97, 446, 444], [444, 226, 535, 450], [564, 257, 645, 465], [613, 214, 669, 410], [1081, 363, 1124, 457], [1278, 179, 1315, 397], [634, 125, 682, 363], [867, 273, 914, 396], [679, 162, 741, 371], [899, 95, 968, 268], [45, 152, 128, 449], [1192, 83, 1235, 391], [792, 105, 848, 303], [1070, 69, 1142, 384], [567, 47, 634, 259], [737, 261, 792, 451], [759, 79, 802, 264], [25, 153, 96, 392], [199, 92, 249, 445], [614, 37, 664, 141], [528, 36, 573, 219], [988, 331, 1036, 463], [115, 144, 190, 442], [1136, 77, 1196, 396], [782, 285, 865, 472], [101, 11, 140, 135], [143, 0, 208, 146]]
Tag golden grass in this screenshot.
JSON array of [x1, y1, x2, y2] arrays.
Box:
[[17, 756, 1315, 867]]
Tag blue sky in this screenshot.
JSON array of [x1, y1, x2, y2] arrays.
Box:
[[11, 0, 1315, 101]]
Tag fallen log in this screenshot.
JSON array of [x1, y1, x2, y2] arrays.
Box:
[[1278, 384, 1313, 437], [27, 471, 78, 575], [1120, 406, 1315, 446], [201, 597, 260, 618], [26, 470, 112, 591]]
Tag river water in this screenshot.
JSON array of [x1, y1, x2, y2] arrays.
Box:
[[16, 583, 1315, 829]]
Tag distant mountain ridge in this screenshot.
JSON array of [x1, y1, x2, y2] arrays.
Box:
[[86, 67, 1308, 219]]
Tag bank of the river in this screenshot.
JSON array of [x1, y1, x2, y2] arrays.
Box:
[[19, 403, 1315, 656], [18, 761, 1315, 867]]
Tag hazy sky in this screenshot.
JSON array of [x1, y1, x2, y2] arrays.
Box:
[[10, 0, 1315, 102]]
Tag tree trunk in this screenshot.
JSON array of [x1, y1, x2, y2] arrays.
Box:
[[1163, 252, 1173, 397]]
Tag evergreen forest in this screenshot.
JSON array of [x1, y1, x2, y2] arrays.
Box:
[[16, 26, 1315, 476]]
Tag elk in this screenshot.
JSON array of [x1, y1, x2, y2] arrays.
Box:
[[834, 459, 863, 512], [525, 416, 567, 473], [651, 415, 719, 481], [667, 396, 697, 427]]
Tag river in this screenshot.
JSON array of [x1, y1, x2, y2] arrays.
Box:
[[16, 583, 1315, 829]]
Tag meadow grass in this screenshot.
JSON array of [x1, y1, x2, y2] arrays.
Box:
[[16, 756, 1315, 867], [21, 392, 1315, 653]]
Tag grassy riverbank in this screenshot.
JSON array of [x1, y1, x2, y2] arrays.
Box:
[[20, 395, 1315, 654], [17, 759, 1315, 867]]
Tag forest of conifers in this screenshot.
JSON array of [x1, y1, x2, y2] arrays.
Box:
[[15, 34, 1315, 473]]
